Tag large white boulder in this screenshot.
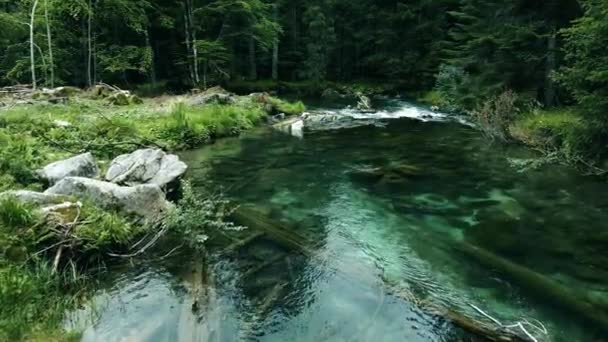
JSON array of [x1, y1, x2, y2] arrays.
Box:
[[37, 152, 99, 185], [45, 177, 170, 220], [105, 149, 187, 189]]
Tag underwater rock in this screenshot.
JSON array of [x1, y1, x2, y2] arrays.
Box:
[[348, 166, 385, 182], [37, 152, 99, 185], [105, 148, 188, 189], [45, 177, 170, 220]]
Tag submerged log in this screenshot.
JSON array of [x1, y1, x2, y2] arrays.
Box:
[[230, 206, 317, 254], [229, 205, 530, 342], [458, 242, 608, 331], [222, 231, 265, 254]]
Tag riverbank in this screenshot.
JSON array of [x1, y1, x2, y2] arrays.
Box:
[[417, 90, 607, 173], [0, 86, 305, 340]]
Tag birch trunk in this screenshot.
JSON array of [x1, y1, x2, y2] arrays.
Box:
[[86, 0, 93, 87], [183, 4, 194, 85], [30, 0, 39, 90], [44, 0, 54, 87]]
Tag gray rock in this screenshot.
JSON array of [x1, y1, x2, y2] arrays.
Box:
[[190, 86, 235, 105], [0, 190, 68, 206], [321, 88, 342, 99], [45, 177, 170, 219], [105, 149, 188, 188], [37, 152, 99, 185], [108, 92, 130, 106]]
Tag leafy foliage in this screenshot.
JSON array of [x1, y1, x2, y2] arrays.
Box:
[[556, 0, 608, 127], [164, 180, 244, 252]]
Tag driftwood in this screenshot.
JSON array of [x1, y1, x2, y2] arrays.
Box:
[[229, 206, 532, 342]]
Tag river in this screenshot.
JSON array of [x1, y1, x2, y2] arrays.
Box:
[[67, 99, 608, 341]]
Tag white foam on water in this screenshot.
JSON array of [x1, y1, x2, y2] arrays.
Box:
[[324, 101, 474, 126]]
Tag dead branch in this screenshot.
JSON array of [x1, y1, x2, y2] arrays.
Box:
[[107, 222, 169, 258]]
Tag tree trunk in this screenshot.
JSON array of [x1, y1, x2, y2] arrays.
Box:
[[188, 0, 200, 84], [86, 0, 93, 87], [271, 4, 279, 81], [290, 2, 298, 80], [146, 30, 156, 86], [544, 29, 557, 107], [183, 5, 194, 85], [44, 0, 54, 87], [248, 36, 257, 80], [30, 0, 39, 90]]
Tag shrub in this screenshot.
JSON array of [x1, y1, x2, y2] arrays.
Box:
[[472, 90, 522, 142], [164, 181, 244, 253]]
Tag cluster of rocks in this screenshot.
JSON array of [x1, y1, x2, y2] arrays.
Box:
[[273, 111, 385, 138], [0, 149, 188, 222], [189, 86, 236, 106]]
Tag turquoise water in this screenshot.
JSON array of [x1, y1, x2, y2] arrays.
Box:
[[70, 101, 608, 341]]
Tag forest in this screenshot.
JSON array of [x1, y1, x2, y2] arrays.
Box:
[[2, 0, 608, 159], [2, 0, 608, 341]]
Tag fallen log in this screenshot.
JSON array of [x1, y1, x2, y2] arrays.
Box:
[[229, 205, 531, 341], [457, 242, 608, 331]]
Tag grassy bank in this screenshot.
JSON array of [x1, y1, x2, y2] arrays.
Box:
[[417, 90, 605, 166], [0, 93, 304, 339]]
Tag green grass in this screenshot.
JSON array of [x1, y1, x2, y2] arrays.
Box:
[[267, 97, 306, 115], [0, 263, 83, 341], [510, 108, 597, 158]]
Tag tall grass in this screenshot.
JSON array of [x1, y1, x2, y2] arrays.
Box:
[[510, 108, 598, 159], [0, 263, 83, 341]]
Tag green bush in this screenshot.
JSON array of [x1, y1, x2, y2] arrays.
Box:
[[165, 181, 244, 252]]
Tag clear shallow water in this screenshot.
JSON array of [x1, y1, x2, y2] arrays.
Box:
[[69, 100, 608, 341]]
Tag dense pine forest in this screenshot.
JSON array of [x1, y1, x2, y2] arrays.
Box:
[[3, 1, 608, 341], [2, 0, 608, 159]]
